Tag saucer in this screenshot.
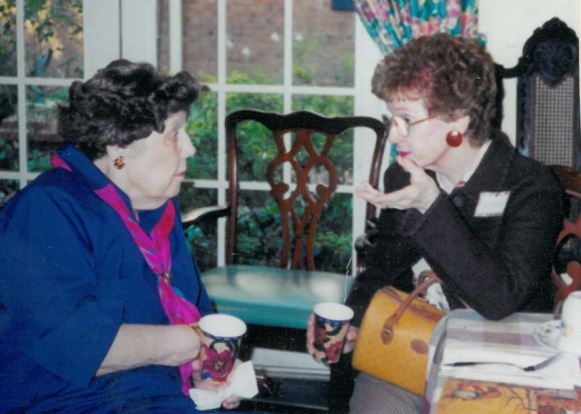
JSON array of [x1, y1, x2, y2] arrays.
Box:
[[534, 320, 581, 356]]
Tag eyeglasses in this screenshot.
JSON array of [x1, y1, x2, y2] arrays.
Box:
[[388, 115, 434, 137]]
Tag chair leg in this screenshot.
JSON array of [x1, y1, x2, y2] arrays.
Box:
[[329, 352, 356, 413]]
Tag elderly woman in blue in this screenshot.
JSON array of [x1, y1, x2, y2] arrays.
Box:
[[0, 60, 245, 413]]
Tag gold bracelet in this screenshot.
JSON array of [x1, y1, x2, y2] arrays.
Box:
[[189, 322, 201, 334], [189, 323, 202, 360]]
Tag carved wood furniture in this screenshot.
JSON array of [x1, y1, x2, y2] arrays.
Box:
[[495, 17, 580, 169]]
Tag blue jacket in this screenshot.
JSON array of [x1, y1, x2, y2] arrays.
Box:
[[0, 143, 214, 413]]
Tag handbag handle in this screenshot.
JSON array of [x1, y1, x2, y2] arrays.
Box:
[[380, 271, 439, 345]]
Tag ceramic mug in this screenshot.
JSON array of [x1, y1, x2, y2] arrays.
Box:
[[559, 291, 581, 353], [196, 314, 247, 382], [312, 302, 354, 364]]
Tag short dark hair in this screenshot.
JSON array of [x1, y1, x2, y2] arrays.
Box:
[[58, 59, 201, 160], [371, 33, 497, 144]]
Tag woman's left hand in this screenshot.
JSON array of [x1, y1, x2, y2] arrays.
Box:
[[356, 156, 440, 214], [191, 358, 242, 410]]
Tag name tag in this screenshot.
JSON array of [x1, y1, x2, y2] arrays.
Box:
[[474, 191, 510, 217]]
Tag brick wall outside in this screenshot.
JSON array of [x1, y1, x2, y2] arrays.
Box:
[[159, 0, 354, 86]]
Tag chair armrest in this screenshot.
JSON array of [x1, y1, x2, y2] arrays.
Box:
[[554, 234, 581, 274], [181, 205, 230, 227], [552, 234, 581, 302]]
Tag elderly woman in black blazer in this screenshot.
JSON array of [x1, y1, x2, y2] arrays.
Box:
[[307, 33, 566, 414]]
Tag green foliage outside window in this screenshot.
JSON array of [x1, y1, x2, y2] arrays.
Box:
[[186, 87, 218, 180]]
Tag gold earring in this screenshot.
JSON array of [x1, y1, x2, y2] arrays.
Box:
[[114, 156, 126, 169]]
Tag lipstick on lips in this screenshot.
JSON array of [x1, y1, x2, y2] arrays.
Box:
[[398, 151, 411, 158]]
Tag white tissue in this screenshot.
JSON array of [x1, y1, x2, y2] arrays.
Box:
[[189, 361, 259, 411]]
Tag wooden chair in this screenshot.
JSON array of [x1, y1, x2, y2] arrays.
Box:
[[183, 110, 387, 411], [494, 17, 580, 169], [549, 165, 581, 303]]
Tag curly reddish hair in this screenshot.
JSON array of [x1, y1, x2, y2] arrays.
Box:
[[58, 59, 201, 160], [371, 33, 497, 144]]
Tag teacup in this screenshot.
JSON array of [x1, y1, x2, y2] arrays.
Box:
[[196, 314, 247, 382], [558, 291, 581, 353], [312, 302, 354, 364]]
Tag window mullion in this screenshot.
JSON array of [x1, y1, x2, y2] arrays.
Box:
[[16, 0, 27, 188], [216, 0, 227, 266], [282, 0, 293, 185], [169, 0, 183, 72]]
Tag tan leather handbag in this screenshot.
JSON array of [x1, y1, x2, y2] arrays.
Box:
[[352, 273, 446, 396]]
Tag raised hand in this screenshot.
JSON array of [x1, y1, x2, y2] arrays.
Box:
[[356, 156, 440, 214]]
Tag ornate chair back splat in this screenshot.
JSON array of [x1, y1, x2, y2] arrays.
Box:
[[266, 128, 338, 270], [224, 110, 387, 273]]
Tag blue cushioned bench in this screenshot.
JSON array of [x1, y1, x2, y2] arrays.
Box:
[[202, 265, 355, 329]]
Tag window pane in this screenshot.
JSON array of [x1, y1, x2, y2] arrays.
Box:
[[178, 185, 218, 271], [27, 86, 66, 172], [0, 0, 17, 76], [292, 94, 353, 116], [0, 85, 18, 171], [226, 93, 283, 182], [227, 93, 283, 114], [187, 90, 217, 179], [183, 0, 217, 80], [234, 190, 281, 266], [227, 0, 283, 85], [315, 192, 352, 272], [158, 0, 170, 73], [159, 0, 218, 80], [292, 95, 354, 185], [0, 179, 19, 207], [25, 0, 83, 78], [293, 0, 354, 87], [233, 190, 351, 273]]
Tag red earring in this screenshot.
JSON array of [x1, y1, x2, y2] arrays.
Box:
[[446, 130, 463, 147]]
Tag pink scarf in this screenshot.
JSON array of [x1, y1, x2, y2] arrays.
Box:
[[52, 154, 200, 395]]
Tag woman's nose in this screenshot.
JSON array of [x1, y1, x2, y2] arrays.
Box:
[[181, 133, 196, 158], [387, 127, 402, 144]]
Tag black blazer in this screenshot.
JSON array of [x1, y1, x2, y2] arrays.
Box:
[[347, 135, 566, 325]]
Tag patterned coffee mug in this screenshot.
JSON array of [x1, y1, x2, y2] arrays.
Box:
[[313, 302, 354, 364], [196, 314, 247, 382]]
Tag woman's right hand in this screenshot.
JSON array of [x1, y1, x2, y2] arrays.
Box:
[[170, 324, 202, 366], [97, 324, 202, 376], [305, 313, 359, 356]]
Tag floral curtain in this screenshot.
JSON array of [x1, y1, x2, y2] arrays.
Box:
[[355, 0, 483, 55]]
